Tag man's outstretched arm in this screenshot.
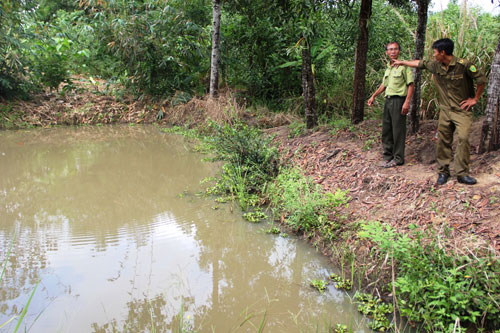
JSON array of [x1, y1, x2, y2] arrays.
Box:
[[393, 59, 420, 68]]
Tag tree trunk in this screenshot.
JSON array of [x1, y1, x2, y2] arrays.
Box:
[[351, 0, 372, 124], [209, 0, 221, 98], [409, 0, 429, 134], [479, 34, 500, 153], [302, 41, 317, 129]]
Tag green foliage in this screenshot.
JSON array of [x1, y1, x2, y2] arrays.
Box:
[[354, 292, 393, 331], [333, 323, 348, 333], [310, 279, 328, 293], [207, 122, 279, 188], [222, 2, 300, 100], [0, 104, 34, 129], [266, 167, 349, 235], [161, 126, 201, 140], [36, 0, 79, 22], [33, 37, 72, 91], [359, 221, 500, 331], [362, 137, 376, 151], [85, 0, 211, 96], [243, 209, 267, 223], [0, 1, 36, 97], [329, 273, 352, 291], [2, 0, 497, 125], [266, 226, 281, 235], [288, 121, 306, 138]]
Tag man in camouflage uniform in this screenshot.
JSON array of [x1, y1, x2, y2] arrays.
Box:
[[394, 38, 487, 185], [368, 41, 414, 168]]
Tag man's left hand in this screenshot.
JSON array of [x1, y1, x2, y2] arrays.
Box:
[[401, 102, 410, 115], [460, 98, 477, 111]]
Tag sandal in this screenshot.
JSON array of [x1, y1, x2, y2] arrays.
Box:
[[384, 160, 397, 168], [379, 160, 391, 167]]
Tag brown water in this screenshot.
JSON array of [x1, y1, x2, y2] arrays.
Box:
[[0, 125, 369, 332]]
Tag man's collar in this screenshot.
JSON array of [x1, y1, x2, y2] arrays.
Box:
[[440, 55, 456, 68], [439, 55, 456, 71], [448, 55, 457, 66]]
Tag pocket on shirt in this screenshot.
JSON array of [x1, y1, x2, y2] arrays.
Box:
[[450, 74, 463, 80]]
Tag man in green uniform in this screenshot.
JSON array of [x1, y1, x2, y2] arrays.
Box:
[[393, 38, 487, 185], [368, 41, 414, 168]]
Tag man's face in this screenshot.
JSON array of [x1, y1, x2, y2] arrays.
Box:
[[433, 49, 446, 63], [385, 43, 400, 61]]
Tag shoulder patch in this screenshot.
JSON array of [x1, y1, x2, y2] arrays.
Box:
[[469, 65, 477, 72]]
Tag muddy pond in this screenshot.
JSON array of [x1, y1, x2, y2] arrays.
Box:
[[0, 125, 370, 332]]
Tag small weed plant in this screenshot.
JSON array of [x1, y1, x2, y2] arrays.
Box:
[[333, 323, 348, 333], [329, 273, 352, 291], [359, 221, 500, 331], [288, 121, 306, 138], [266, 226, 281, 235], [310, 279, 328, 293], [362, 137, 376, 151], [243, 210, 267, 223]]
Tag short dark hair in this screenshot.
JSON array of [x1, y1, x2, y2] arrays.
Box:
[[386, 41, 400, 50], [432, 38, 454, 55]]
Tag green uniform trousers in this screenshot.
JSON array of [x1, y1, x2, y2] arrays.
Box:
[[436, 107, 472, 177], [382, 96, 406, 165]]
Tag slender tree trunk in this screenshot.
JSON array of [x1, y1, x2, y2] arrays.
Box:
[[409, 0, 429, 134], [479, 34, 500, 153], [209, 0, 221, 98], [351, 0, 372, 124], [302, 41, 317, 129]]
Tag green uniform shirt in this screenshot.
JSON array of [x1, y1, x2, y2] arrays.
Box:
[[383, 64, 414, 97], [418, 56, 488, 111]]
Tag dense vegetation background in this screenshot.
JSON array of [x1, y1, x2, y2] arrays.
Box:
[[1, 0, 498, 122]]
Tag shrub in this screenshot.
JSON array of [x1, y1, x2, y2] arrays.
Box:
[[204, 121, 279, 208]]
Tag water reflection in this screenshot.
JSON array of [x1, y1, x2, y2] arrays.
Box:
[[0, 125, 369, 332]]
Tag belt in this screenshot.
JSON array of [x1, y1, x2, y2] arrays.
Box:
[[386, 95, 406, 99]]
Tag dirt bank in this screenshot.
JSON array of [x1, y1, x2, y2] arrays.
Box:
[[268, 119, 500, 254]]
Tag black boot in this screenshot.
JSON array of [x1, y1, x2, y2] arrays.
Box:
[[436, 174, 449, 185], [457, 175, 477, 185]]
